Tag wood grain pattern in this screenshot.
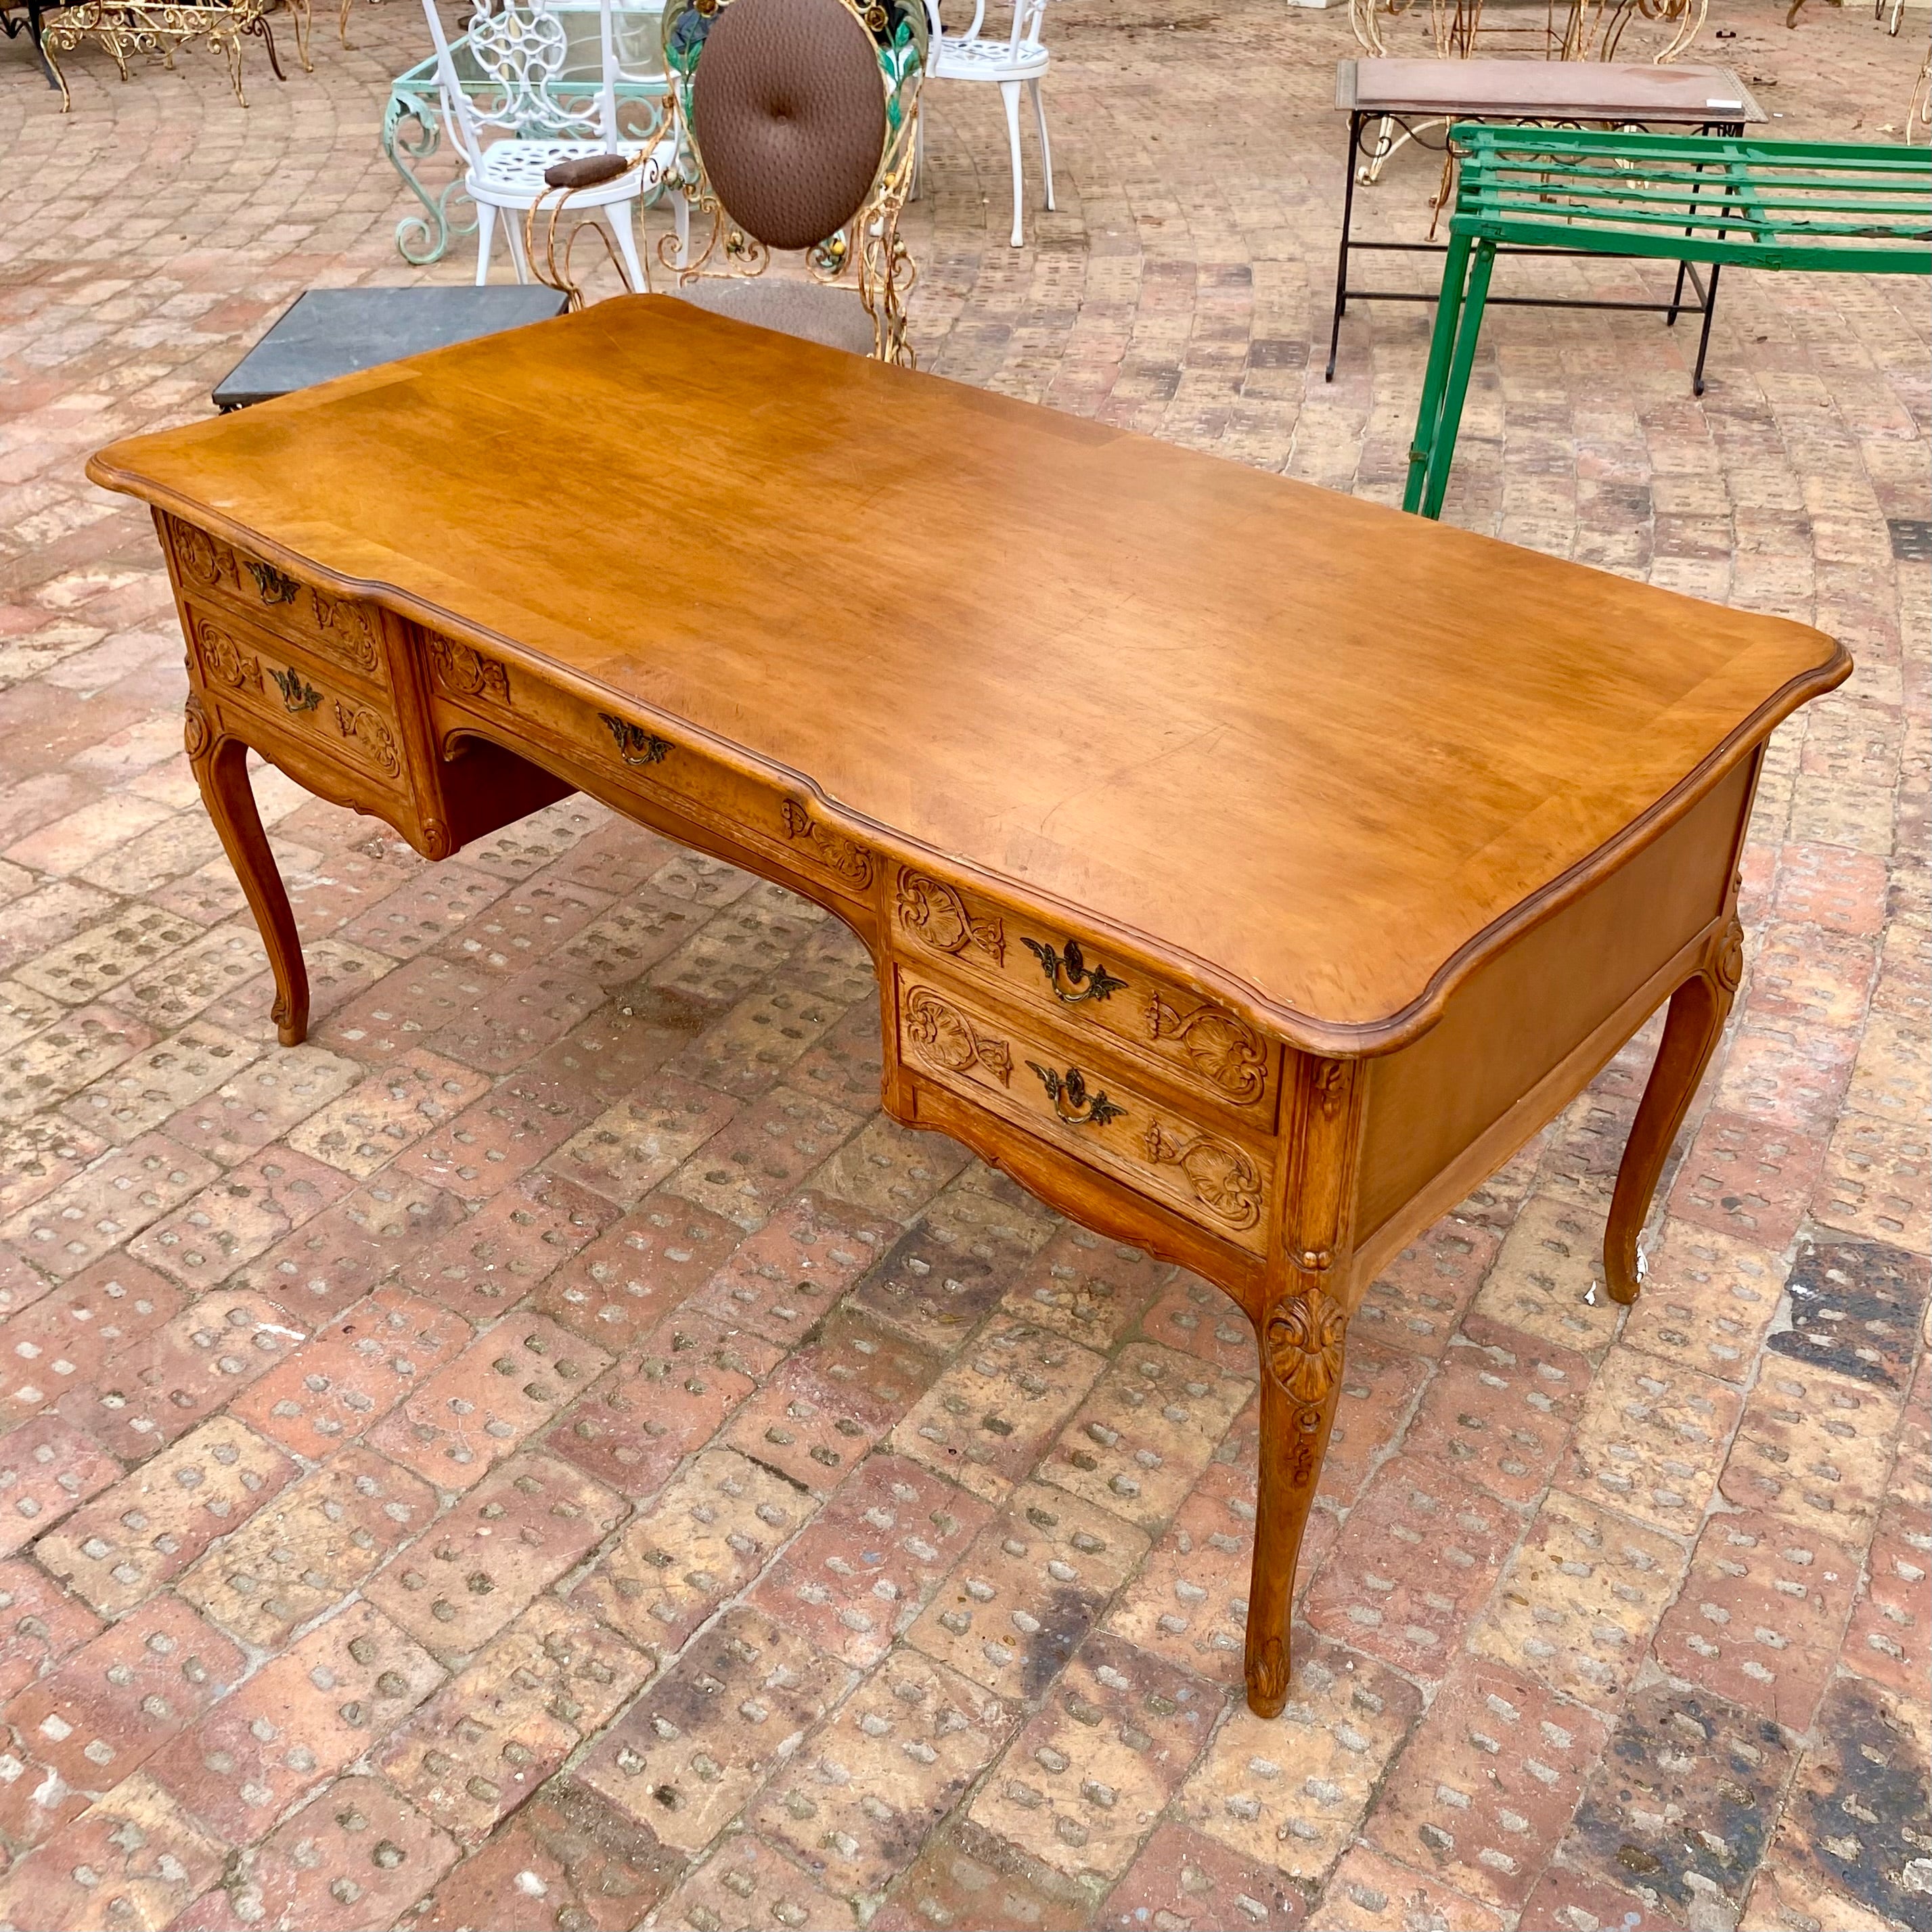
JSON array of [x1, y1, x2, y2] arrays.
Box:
[[90, 296, 1845, 1054], [89, 299, 1849, 1719]]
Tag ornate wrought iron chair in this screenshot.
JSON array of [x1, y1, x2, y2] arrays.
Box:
[[919, 0, 1052, 248], [419, 0, 682, 288], [529, 0, 924, 359]]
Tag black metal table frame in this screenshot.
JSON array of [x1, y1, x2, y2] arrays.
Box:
[[1, 0, 62, 85], [1326, 108, 1747, 390]]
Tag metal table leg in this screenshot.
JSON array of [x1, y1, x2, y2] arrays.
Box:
[[1326, 112, 1363, 384], [1403, 228, 1472, 514]]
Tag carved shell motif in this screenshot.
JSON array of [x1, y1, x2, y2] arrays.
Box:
[[1146, 993, 1265, 1103], [182, 693, 212, 760], [334, 700, 402, 776], [307, 591, 380, 674], [175, 522, 232, 591], [1264, 1284, 1345, 1410], [779, 800, 873, 887], [197, 621, 261, 693], [895, 871, 1006, 964], [428, 635, 512, 705], [1144, 1119, 1263, 1229], [903, 987, 1012, 1085]]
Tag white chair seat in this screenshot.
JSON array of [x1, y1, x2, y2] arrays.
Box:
[[920, 0, 1054, 245], [930, 31, 1046, 76], [465, 137, 671, 210]]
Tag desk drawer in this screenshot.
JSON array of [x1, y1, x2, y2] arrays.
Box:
[[422, 629, 878, 909], [892, 867, 1277, 1125], [186, 603, 407, 792], [162, 514, 390, 694], [895, 967, 1272, 1257]]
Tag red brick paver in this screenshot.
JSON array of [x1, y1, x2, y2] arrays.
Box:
[[0, 1, 1923, 1925]]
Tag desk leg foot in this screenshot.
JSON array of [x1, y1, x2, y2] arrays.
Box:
[[1604, 916, 1742, 1304], [187, 698, 310, 1048], [1246, 1280, 1347, 1717]]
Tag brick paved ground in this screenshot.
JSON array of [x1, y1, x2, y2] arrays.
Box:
[[0, 0, 1927, 1925]]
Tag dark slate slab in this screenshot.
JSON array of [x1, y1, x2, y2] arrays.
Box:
[[212, 286, 571, 410]]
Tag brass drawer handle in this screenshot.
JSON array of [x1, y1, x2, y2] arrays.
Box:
[[600, 713, 673, 767], [246, 560, 302, 605], [1023, 937, 1127, 1005], [269, 666, 323, 713], [1028, 1061, 1125, 1129]]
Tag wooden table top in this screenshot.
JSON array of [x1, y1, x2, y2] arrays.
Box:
[[89, 296, 1843, 1050], [1335, 58, 1765, 122]]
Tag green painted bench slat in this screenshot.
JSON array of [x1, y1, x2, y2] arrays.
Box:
[[1403, 126, 1931, 518]]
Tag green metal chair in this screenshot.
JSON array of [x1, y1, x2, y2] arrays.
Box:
[[1404, 126, 1932, 520]]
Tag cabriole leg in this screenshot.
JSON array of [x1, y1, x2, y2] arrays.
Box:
[[1247, 1278, 1347, 1715], [185, 698, 309, 1048], [1246, 1054, 1364, 1717], [1603, 916, 1743, 1305]]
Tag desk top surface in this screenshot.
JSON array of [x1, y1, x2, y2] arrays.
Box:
[[90, 296, 1843, 1049], [1336, 58, 1765, 122]]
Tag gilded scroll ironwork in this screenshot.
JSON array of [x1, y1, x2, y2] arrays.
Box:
[[1023, 937, 1127, 1006], [600, 713, 673, 768], [268, 666, 323, 714], [246, 560, 303, 605]]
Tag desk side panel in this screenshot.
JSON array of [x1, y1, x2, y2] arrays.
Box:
[[1355, 755, 1754, 1246]]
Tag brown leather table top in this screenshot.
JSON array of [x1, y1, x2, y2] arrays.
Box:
[[1336, 57, 1765, 122]]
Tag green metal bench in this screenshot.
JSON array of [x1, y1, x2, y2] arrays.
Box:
[[1404, 126, 1932, 520]]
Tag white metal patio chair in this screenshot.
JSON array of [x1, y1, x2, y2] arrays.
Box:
[[921, 0, 1052, 248], [418, 0, 683, 289]]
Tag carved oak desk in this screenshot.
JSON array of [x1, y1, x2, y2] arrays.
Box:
[[87, 296, 1847, 1717]]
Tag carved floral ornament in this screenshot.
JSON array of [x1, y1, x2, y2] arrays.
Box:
[[1143, 1119, 1263, 1229], [895, 871, 1005, 963], [779, 799, 874, 886], [903, 986, 1012, 1085], [429, 635, 513, 705]]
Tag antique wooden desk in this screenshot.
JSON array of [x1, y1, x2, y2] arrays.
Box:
[[87, 296, 1846, 1717]]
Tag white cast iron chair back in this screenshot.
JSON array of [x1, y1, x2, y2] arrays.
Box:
[[420, 0, 678, 288], [922, 0, 1052, 247]]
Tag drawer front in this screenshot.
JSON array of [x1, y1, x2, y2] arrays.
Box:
[[892, 866, 1276, 1122], [895, 968, 1272, 1257], [187, 604, 407, 790], [163, 514, 390, 693], [422, 628, 877, 907]]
